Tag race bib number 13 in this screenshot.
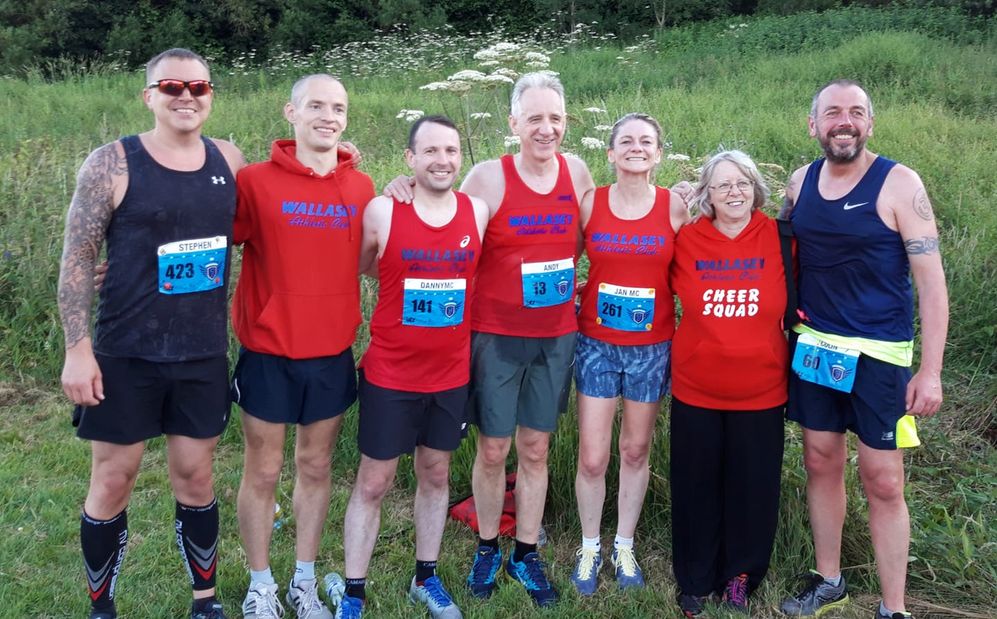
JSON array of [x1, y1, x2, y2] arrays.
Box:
[[157, 236, 227, 295], [521, 258, 574, 308]]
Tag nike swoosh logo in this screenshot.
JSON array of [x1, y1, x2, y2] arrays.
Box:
[[843, 202, 868, 210]]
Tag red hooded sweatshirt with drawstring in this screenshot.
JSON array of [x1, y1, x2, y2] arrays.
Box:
[[232, 139, 375, 359]]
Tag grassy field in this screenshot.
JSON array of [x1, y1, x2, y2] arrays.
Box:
[[0, 6, 994, 618]]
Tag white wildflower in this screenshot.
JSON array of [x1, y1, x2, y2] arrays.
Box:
[[667, 153, 691, 161], [504, 135, 521, 148], [526, 61, 549, 68], [581, 137, 605, 149], [470, 112, 492, 120], [492, 42, 520, 53], [492, 67, 519, 78], [478, 60, 500, 67], [482, 74, 515, 85], [594, 124, 612, 132], [448, 69, 486, 81], [523, 51, 550, 63], [396, 109, 424, 122], [583, 107, 606, 114], [420, 81, 451, 91]]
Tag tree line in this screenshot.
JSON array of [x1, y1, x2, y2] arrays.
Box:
[[1, 0, 991, 76]]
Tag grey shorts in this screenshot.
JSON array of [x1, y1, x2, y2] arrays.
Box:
[[469, 331, 576, 437]]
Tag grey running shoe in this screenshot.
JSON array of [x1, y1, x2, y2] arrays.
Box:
[[286, 578, 333, 619], [874, 603, 913, 619], [780, 571, 849, 616], [409, 576, 463, 618], [243, 581, 284, 618]]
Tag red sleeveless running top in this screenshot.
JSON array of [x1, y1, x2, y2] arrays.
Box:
[[361, 193, 481, 392], [578, 185, 676, 345], [470, 154, 579, 337]]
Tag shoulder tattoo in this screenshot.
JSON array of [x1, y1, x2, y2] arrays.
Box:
[[904, 236, 940, 255], [58, 144, 125, 347], [912, 187, 934, 221]]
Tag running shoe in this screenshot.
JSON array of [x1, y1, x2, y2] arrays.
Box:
[[89, 610, 116, 619], [722, 573, 749, 612], [409, 576, 463, 618], [191, 600, 228, 619], [570, 546, 602, 595], [286, 578, 332, 619], [242, 581, 284, 618], [466, 545, 502, 599], [874, 604, 913, 619], [780, 571, 849, 616], [505, 551, 559, 607], [677, 592, 710, 618], [610, 546, 645, 589], [333, 595, 363, 619]]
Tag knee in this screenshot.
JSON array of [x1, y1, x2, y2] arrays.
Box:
[[89, 468, 137, 508], [577, 449, 609, 479], [172, 464, 214, 500], [861, 467, 905, 505], [619, 437, 651, 470], [477, 440, 511, 469], [295, 450, 332, 485], [356, 469, 393, 505], [516, 435, 549, 468], [418, 461, 450, 491], [803, 443, 844, 478]]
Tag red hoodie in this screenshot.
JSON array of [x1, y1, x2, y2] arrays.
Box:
[[232, 139, 375, 359], [670, 210, 788, 410]]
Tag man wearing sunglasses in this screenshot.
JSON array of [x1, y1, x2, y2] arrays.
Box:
[[59, 48, 244, 619], [230, 74, 374, 619]]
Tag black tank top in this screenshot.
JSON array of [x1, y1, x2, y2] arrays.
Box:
[[94, 135, 235, 361]]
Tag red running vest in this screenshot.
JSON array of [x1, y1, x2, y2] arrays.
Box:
[[361, 193, 482, 392], [471, 154, 580, 337], [578, 185, 676, 345]]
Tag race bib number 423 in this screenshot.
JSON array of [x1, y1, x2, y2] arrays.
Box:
[[521, 258, 574, 308], [157, 236, 227, 295], [791, 333, 860, 392]]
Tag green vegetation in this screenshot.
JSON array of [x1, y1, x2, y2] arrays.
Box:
[[0, 7, 994, 618]]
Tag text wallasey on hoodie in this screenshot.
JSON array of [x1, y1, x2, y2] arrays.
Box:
[[232, 140, 376, 359]]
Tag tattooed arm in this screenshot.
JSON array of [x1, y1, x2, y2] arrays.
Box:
[[58, 142, 126, 405], [885, 165, 948, 417]]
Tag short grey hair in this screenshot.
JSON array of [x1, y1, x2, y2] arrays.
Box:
[[810, 78, 874, 118], [510, 72, 565, 117], [290, 73, 343, 107], [691, 150, 770, 218]]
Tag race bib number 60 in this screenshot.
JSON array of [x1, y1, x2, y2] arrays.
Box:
[[521, 258, 574, 308], [791, 333, 860, 392], [157, 236, 227, 295]]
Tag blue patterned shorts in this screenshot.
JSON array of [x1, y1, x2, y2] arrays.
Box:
[[574, 333, 671, 403]]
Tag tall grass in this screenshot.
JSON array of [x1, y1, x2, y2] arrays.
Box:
[[0, 7, 994, 617]]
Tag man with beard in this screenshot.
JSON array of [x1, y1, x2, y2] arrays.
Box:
[[779, 80, 948, 619]]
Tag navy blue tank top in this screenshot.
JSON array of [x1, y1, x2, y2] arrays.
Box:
[[94, 135, 236, 361], [791, 156, 913, 341]]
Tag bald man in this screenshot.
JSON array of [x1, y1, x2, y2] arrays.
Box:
[[232, 74, 375, 619]]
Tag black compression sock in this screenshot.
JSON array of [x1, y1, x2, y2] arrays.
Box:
[[81, 509, 128, 613], [175, 499, 219, 592]]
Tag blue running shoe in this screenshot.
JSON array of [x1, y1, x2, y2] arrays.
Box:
[[333, 595, 363, 619], [505, 552, 559, 607], [569, 546, 602, 596], [610, 546, 645, 589], [466, 545, 502, 599]]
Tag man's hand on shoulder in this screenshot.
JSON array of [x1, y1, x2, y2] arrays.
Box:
[[383, 175, 415, 203]]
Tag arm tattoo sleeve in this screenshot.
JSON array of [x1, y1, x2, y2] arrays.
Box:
[[904, 236, 940, 255], [912, 187, 934, 221], [57, 144, 124, 348]]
